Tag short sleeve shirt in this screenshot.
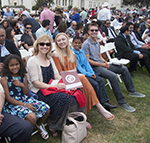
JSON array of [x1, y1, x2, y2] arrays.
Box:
[[81, 37, 103, 63]]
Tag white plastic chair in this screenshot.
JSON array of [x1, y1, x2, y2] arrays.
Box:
[[100, 42, 130, 84], [103, 42, 130, 66], [14, 34, 22, 42]]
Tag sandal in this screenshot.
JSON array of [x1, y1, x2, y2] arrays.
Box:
[[86, 122, 92, 129], [97, 110, 115, 121], [36, 123, 49, 140], [49, 128, 58, 137]]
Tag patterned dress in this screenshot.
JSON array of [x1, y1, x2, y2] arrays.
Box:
[[3, 76, 50, 119], [37, 63, 85, 130]]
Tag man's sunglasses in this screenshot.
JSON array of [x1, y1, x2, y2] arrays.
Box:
[[90, 29, 98, 32], [26, 27, 32, 29]]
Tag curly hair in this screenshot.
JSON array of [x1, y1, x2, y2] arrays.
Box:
[[1, 55, 27, 79]]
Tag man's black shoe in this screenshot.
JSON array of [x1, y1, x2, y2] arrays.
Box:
[[102, 102, 117, 109]]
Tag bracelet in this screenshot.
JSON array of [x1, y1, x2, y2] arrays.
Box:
[[24, 103, 26, 107]]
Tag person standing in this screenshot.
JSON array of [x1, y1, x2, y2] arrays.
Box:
[[4, 7, 14, 20], [40, 2, 54, 33], [97, 2, 111, 25]]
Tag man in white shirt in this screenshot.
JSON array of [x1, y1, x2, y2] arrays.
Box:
[[112, 15, 120, 27], [97, 2, 111, 25]]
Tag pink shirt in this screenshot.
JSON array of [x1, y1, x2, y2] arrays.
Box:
[[40, 8, 54, 33]]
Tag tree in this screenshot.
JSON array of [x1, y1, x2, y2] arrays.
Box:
[[32, 0, 54, 10], [123, 0, 149, 8]]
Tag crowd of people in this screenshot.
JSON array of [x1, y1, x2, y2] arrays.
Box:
[[0, 1, 150, 142]]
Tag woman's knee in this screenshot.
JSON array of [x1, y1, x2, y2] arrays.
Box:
[[26, 113, 37, 125]]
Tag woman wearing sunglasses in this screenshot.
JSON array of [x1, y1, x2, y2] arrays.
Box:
[[26, 35, 85, 136]]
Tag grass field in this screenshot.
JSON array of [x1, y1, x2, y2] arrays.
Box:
[[1, 66, 150, 143]]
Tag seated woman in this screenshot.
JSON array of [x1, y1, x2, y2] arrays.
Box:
[[52, 33, 115, 120], [53, 22, 67, 41], [1, 19, 10, 30], [26, 35, 85, 136], [142, 22, 150, 44], [6, 27, 24, 48], [10, 20, 22, 35], [1, 55, 50, 140]]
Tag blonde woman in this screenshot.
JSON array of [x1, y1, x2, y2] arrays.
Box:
[[26, 35, 85, 136], [52, 33, 115, 122]]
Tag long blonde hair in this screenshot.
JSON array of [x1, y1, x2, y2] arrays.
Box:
[[33, 35, 52, 59], [55, 33, 75, 66]]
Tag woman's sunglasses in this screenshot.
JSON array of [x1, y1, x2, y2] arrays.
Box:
[[39, 42, 51, 46]]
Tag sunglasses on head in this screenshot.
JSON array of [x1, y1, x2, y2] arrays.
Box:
[[26, 27, 32, 29], [39, 42, 51, 46], [90, 29, 98, 32]]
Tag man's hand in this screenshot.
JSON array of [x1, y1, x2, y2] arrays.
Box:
[[28, 31, 32, 37], [138, 53, 143, 59], [0, 114, 4, 125], [102, 62, 110, 69], [91, 74, 96, 79]]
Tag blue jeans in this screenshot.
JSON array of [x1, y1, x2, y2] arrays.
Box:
[[92, 64, 135, 104], [0, 112, 33, 143], [86, 75, 109, 104]]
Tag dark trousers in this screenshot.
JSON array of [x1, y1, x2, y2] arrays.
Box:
[[122, 52, 150, 73], [92, 64, 135, 104], [137, 48, 150, 59], [86, 75, 109, 104], [0, 112, 33, 143]]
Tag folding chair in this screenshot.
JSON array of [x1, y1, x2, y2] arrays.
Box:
[[14, 34, 22, 42], [100, 43, 130, 84]]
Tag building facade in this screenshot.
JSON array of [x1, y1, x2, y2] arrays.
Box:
[[1, 0, 122, 11]]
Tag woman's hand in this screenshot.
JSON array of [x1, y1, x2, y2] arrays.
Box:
[[12, 79, 24, 87], [25, 103, 37, 112], [56, 83, 66, 90], [0, 114, 4, 125]]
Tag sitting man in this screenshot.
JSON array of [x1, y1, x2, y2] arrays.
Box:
[[36, 19, 52, 39], [21, 14, 40, 33], [81, 23, 146, 113], [72, 36, 117, 110], [101, 19, 117, 42], [115, 25, 150, 77], [21, 22, 36, 50], [66, 20, 77, 38], [128, 22, 150, 59], [112, 15, 120, 27], [0, 26, 21, 63]]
